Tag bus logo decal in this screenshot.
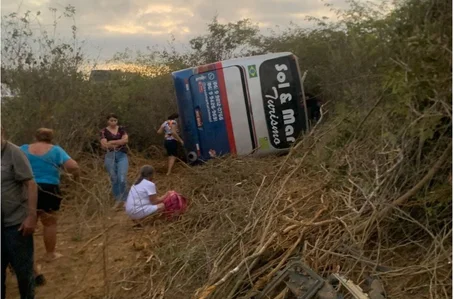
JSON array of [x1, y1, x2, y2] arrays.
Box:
[[259, 57, 303, 148]]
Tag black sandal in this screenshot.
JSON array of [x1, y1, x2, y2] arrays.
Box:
[[35, 274, 46, 286]]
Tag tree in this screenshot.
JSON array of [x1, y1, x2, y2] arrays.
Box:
[[188, 16, 259, 64]]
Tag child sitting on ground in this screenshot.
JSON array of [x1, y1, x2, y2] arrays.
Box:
[[125, 165, 169, 220]]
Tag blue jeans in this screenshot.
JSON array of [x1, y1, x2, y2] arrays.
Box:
[[104, 151, 129, 202], [1, 224, 35, 299]]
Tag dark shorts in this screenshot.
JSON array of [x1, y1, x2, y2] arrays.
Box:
[[37, 183, 62, 213], [164, 139, 178, 157]]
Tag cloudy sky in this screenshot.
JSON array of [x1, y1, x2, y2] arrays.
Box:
[[1, 0, 355, 62]]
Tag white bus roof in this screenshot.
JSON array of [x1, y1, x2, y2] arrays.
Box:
[[172, 52, 294, 74]]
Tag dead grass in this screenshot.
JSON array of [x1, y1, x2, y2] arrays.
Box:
[[5, 120, 451, 299]]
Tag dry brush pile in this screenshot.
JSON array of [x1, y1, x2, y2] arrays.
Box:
[[61, 103, 449, 299]]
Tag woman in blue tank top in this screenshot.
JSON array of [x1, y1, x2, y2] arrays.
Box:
[[20, 128, 80, 283]]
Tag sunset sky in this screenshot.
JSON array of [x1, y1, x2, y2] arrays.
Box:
[[1, 0, 368, 63]]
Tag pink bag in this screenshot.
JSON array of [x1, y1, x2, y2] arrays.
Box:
[[163, 191, 188, 220]]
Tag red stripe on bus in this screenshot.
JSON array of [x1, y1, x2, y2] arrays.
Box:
[[196, 63, 216, 74], [215, 62, 237, 155]]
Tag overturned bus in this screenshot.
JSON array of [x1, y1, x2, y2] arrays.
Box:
[[172, 52, 310, 163]]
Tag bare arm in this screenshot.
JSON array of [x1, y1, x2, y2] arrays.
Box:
[[100, 129, 110, 149], [157, 125, 164, 135], [149, 191, 170, 205], [171, 124, 184, 144], [100, 138, 108, 148], [101, 138, 113, 149], [108, 133, 128, 146], [19, 179, 38, 235], [24, 180, 38, 217], [12, 147, 37, 235], [63, 159, 80, 181]]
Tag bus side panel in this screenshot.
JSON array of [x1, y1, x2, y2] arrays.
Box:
[[241, 55, 305, 155], [222, 66, 254, 156], [188, 71, 231, 160], [190, 65, 255, 158], [242, 61, 277, 155], [172, 70, 200, 162], [259, 55, 305, 149]]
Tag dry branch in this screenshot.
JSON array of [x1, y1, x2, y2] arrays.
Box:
[[195, 232, 278, 299], [354, 144, 451, 235], [76, 224, 117, 254]]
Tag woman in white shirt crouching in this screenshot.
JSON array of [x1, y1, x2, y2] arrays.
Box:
[[125, 165, 169, 220]]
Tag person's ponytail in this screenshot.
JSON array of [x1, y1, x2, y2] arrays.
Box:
[[134, 175, 145, 185], [134, 165, 155, 185]]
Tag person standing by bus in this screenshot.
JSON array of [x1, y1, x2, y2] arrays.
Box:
[[157, 113, 184, 176]]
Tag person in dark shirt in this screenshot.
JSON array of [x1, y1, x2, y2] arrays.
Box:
[[100, 113, 129, 209]]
